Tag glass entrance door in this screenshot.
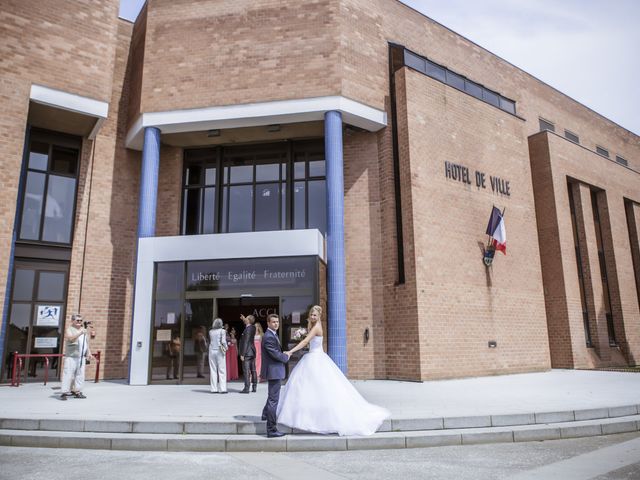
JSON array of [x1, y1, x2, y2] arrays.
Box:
[[182, 298, 214, 383]]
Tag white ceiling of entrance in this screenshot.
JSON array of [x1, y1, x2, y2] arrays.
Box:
[[162, 121, 324, 147]]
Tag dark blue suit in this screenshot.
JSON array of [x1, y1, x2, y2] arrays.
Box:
[[261, 329, 289, 434]]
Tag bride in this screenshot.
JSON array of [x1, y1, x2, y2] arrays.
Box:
[[277, 305, 390, 436]]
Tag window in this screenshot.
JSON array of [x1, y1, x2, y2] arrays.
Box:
[[445, 70, 465, 91], [1, 261, 68, 381], [18, 131, 80, 245], [181, 140, 326, 236], [539, 118, 555, 133], [615, 155, 628, 166], [596, 146, 609, 158], [564, 130, 580, 144], [396, 48, 517, 115], [425, 60, 446, 83]]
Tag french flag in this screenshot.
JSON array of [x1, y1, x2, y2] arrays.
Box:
[[486, 207, 507, 254]]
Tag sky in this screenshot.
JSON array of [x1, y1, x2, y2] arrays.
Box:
[[119, 0, 639, 135]]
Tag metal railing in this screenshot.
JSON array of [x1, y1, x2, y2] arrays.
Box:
[[10, 351, 101, 387]]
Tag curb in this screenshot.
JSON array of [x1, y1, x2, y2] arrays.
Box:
[[1, 415, 638, 452], [1, 404, 638, 436]]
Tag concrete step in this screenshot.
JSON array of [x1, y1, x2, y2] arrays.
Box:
[[1, 403, 637, 435], [1, 415, 638, 452]]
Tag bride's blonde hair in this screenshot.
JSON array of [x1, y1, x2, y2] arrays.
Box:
[[308, 305, 322, 324]]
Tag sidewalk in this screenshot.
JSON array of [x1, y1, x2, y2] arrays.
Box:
[[1, 369, 639, 422], [1, 369, 639, 453]]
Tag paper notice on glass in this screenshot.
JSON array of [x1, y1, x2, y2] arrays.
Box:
[[292, 311, 300, 324], [166, 312, 176, 324], [157, 329, 172, 342], [36, 305, 60, 326], [34, 337, 58, 349]]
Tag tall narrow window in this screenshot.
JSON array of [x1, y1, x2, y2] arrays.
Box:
[[18, 131, 80, 245], [568, 182, 592, 347], [293, 141, 326, 234], [591, 191, 617, 346], [181, 148, 217, 235]]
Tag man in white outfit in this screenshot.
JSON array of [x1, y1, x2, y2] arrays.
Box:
[[60, 314, 92, 400]]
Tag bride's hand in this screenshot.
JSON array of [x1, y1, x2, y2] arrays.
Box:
[[284, 350, 291, 356]]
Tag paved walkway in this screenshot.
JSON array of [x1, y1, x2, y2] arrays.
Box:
[[1, 369, 639, 422]]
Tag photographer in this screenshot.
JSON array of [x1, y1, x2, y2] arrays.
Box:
[[60, 313, 92, 400]]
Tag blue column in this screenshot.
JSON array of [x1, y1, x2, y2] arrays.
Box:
[[138, 127, 160, 238], [324, 111, 347, 375]]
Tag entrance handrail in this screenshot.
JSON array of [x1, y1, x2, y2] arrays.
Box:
[[10, 351, 101, 387]]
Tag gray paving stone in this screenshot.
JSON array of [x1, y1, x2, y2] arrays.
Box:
[[405, 433, 461, 448], [392, 417, 443, 431], [0, 418, 39, 430], [84, 420, 132, 433], [184, 422, 237, 434], [601, 420, 639, 435], [574, 408, 608, 421], [12, 434, 60, 448], [491, 413, 535, 427], [39, 419, 84, 432], [462, 431, 514, 445], [346, 434, 406, 450], [609, 405, 638, 417], [444, 416, 491, 429], [0, 434, 12, 446], [513, 427, 561, 442], [286, 436, 347, 451], [560, 424, 602, 438], [535, 410, 574, 424], [168, 438, 226, 451], [59, 436, 112, 450], [111, 437, 168, 451], [226, 437, 287, 452], [132, 422, 183, 434], [378, 418, 392, 432]]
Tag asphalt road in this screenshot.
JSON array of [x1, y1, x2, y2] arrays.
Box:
[[1, 432, 639, 480]]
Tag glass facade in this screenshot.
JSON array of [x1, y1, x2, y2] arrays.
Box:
[[149, 256, 322, 384], [181, 140, 326, 236]]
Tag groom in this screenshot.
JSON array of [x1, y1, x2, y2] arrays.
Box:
[[261, 313, 290, 438]]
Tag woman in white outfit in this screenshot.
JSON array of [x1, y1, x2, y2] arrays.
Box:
[[277, 305, 390, 436], [208, 318, 228, 393]]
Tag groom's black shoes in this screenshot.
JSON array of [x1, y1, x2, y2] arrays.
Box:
[[267, 431, 285, 438]]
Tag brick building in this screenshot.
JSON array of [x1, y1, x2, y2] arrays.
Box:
[[1, 0, 638, 385]]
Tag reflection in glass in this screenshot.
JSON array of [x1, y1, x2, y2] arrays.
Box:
[[182, 189, 201, 235], [309, 160, 325, 177], [20, 172, 46, 240], [37, 272, 65, 301], [202, 187, 216, 234], [230, 165, 253, 183], [294, 161, 305, 179], [155, 263, 184, 298], [255, 184, 279, 231], [10, 303, 31, 329], [228, 185, 252, 232], [281, 186, 287, 229], [205, 167, 216, 186], [12, 269, 35, 301], [42, 175, 76, 243], [293, 182, 306, 229], [256, 163, 280, 182], [28, 142, 48, 171], [308, 180, 326, 234]]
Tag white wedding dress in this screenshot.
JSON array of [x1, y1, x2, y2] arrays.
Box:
[[277, 336, 390, 436]]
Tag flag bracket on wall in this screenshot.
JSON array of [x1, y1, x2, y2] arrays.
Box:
[[483, 205, 507, 267]]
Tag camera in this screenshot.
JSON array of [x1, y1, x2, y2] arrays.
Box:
[[83, 321, 92, 329]]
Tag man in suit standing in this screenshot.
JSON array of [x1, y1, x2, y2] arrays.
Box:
[[261, 313, 290, 438], [238, 314, 257, 393]]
